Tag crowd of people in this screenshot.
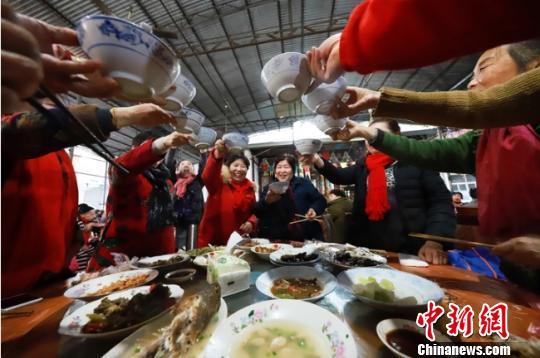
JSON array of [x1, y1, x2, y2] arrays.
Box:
[[2, 0, 539, 298]]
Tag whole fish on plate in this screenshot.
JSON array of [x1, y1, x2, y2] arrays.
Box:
[[136, 284, 221, 357]]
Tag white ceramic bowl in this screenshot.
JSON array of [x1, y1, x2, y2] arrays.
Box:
[[251, 243, 293, 261], [173, 107, 205, 134], [222, 132, 249, 152], [162, 74, 196, 111], [338, 267, 445, 312], [203, 299, 358, 357], [261, 52, 312, 103], [59, 284, 184, 339], [195, 127, 217, 150], [268, 181, 289, 194], [311, 114, 347, 135], [302, 76, 347, 114], [77, 15, 180, 101], [255, 266, 337, 301], [294, 138, 322, 155]]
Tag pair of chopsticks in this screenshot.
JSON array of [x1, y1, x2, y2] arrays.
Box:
[[409, 232, 495, 248], [289, 215, 323, 225], [27, 85, 129, 175]]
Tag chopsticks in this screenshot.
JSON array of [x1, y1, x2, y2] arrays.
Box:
[[289, 215, 323, 225], [408, 232, 495, 248], [27, 86, 129, 175]]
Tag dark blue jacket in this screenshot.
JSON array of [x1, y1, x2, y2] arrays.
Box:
[[254, 176, 327, 241]]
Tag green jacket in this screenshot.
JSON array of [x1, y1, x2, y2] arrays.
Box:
[[326, 197, 353, 244], [371, 125, 540, 175]]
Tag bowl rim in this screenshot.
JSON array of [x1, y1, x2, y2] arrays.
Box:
[[78, 15, 177, 58]]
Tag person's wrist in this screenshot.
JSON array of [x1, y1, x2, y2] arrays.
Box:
[[314, 155, 324, 168], [110, 107, 128, 129]]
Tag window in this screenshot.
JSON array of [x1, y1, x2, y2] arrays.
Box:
[[71, 146, 109, 210]]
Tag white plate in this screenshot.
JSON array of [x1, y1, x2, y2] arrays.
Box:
[[321, 247, 387, 269], [203, 299, 357, 357], [59, 284, 184, 339], [338, 267, 444, 312], [135, 253, 189, 270], [103, 298, 228, 358], [269, 246, 320, 266], [376, 318, 452, 358], [251, 243, 292, 261], [255, 266, 337, 302], [235, 238, 270, 252], [64, 269, 159, 300]]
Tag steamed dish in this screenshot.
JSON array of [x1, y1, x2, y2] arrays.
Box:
[[333, 249, 385, 267], [352, 276, 417, 304], [232, 321, 329, 358], [271, 278, 322, 299], [135, 284, 221, 357], [279, 252, 318, 263], [137, 255, 185, 267]]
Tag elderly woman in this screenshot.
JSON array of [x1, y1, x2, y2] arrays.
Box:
[[253, 153, 327, 242], [330, 41, 540, 287], [302, 120, 456, 263], [197, 140, 257, 247]]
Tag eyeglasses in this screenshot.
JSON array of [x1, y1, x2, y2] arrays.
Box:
[[27, 85, 129, 175]]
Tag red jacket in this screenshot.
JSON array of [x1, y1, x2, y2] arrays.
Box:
[[2, 151, 78, 296], [96, 140, 175, 261], [340, 0, 540, 74], [198, 151, 257, 247]]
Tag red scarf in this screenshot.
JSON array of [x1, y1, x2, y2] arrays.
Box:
[[365, 152, 395, 221], [174, 174, 196, 198], [476, 125, 540, 240]]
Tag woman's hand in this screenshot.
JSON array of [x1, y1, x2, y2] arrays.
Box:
[[492, 235, 540, 268], [111, 103, 175, 129], [239, 221, 254, 235], [213, 139, 227, 159], [265, 190, 281, 204], [330, 119, 377, 142], [305, 33, 343, 84], [418, 241, 447, 265], [164, 132, 192, 149], [305, 208, 317, 220], [330, 86, 381, 119]]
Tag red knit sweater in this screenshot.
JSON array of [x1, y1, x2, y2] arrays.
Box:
[[340, 0, 540, 74]]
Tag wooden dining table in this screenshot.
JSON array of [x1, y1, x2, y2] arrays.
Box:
[[2, 252, 539, 357]]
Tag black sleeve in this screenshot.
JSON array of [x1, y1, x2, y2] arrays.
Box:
[[308, 182, 327, 215], [420, 169, 457, 248], [316, 159, 357, 185], [253, 185, 275, 217]]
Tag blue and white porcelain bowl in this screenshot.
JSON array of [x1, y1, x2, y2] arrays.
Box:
[[173, 107, 205, 134], [163, 74, 196, 112], [223, 132, 249, 152], [302, 76, 347, 114], [261, 52, 312, 103], [77, 15, 180, 101], [195, 127, 218, 150]]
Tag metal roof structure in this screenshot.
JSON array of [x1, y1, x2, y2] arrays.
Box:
[[12, 0, 478, 155]]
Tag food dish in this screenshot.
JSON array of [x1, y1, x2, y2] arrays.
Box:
[[255, 266, 337, 301], [135, 253, 189, 271], [251, 243, 292, 261], [271, 278, 321, 299], [131, 284, 222, 357], [81, 284, 176, 334], [235, 238, 270, 251], [338, 267, 444, 312], [203, 299, 358, 357], [186, 246, 225, 258], [376, 319, 452, 358], [59, 284, 184, 339], [321, 247, 387, 269], [104, 295, 228, 358], [269, 247, 320, 266], [64, 269, 159, 300]]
